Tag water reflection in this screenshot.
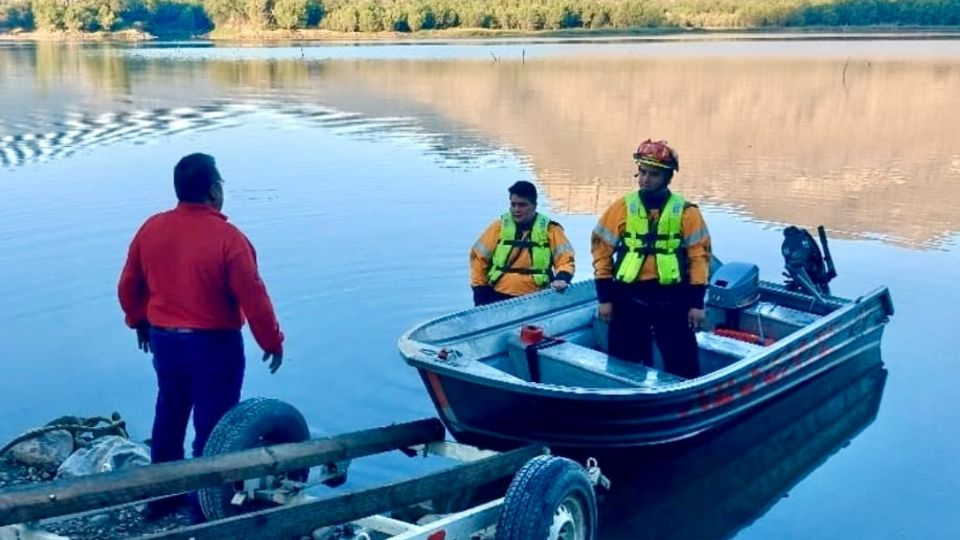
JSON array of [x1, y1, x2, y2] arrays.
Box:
[[306, 56, 960, 250], [0, 101, 508, 170], [2, 40, 959, 249], [597, 350, 887, 539]]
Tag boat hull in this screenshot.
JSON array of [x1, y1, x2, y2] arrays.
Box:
[[403, 280, 893, 449], [419, 324, 884, 448]]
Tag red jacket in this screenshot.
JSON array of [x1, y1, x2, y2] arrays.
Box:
[[118, 203, 284, 354]]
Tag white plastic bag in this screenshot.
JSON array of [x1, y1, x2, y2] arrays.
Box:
[[56, 436, 150, 478]]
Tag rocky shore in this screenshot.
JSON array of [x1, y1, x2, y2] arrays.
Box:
[[1, 455, 196, 539], [0, 414, 200, 540], [0, 415, 483, 540]]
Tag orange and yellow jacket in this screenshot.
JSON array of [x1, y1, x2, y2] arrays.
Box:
[[470, 216, 575, 297], [591, 190, 711, 306]]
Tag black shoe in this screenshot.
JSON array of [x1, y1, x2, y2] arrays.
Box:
[[141, 495, 188, 522]]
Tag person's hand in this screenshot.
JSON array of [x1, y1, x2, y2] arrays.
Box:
[[597, 302, 613, 323], [263, 349, 283, 374], [550, 280, 568, 293], [135, 322, 151, 354], [688, 308, 706, 330]]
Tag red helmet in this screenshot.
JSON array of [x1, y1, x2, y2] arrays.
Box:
[[633, 139, 679, 171]]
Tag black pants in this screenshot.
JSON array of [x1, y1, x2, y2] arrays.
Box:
[[474, 286, 516, 306], [608, 282, 700, 379], [149, 328, 245, 463]]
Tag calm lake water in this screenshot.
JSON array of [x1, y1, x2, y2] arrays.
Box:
[[1, 36, 959, 538]]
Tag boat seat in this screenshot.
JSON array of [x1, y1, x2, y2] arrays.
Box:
[[507, 336, 685, 388], [593, 317, 763, 362], [696, 332, 765, 359]]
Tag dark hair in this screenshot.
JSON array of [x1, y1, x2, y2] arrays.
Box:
[[508, 180, 538, 204], [174, 153, 221, 203], [634, 167, 675, 184]]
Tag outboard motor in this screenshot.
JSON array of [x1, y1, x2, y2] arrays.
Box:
[[707, 261, 761, 330], [781, 225, 837, 300]]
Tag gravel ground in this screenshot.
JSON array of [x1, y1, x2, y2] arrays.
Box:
[[43, 505, 196, 540], [1, 456, 194, 539]]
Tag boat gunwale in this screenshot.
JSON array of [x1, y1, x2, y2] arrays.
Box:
[[398, 280, 893, 401]]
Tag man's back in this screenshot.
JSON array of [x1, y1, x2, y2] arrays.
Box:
[[135, 203, 243, 329], [119, 202, 282, 354]]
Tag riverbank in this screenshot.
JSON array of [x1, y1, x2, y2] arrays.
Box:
[[3, 25, 960, 43], [0, 28, 155, 41]]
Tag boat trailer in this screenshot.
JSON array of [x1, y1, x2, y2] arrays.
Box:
[[0, 401, 607, 540]]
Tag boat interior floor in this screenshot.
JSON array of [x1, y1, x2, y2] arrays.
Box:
[[506, 336, 678, 387], [498, 299, 826, 389], [505, 330, 771, 389]]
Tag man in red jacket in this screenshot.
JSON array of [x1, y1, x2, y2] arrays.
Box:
[[118, 153, 284, 517]]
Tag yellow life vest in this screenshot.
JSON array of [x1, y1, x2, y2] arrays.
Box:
[[614, 192, 685, 284], [487, 213, 552, 287]]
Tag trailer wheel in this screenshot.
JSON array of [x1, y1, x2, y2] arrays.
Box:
[[198, 398, 311, 521], [496, 455, 597, 540]]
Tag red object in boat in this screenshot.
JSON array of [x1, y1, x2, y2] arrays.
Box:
[[713, 328, 775, 346], [520, 325, 545, 345]]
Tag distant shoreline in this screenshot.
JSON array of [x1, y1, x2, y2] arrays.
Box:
[[3, 25, 960, 44]]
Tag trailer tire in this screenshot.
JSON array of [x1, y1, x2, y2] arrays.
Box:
[[198, 398, 311, 521], [496, 455, 597, 540]]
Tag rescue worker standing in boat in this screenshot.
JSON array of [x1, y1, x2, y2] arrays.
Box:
[[591, 140, 712, 379], [118, 153, 284, 517], [470, 181, 575, 306]]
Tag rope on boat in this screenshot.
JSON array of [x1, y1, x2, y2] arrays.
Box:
[[0, 414, 129, 456], [712, 328, 775, 346]]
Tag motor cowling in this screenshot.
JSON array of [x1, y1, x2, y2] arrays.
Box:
[[707, 262, 760, 310], [781, 225, 837, 297]]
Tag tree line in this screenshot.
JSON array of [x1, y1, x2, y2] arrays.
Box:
[[2, 0, 958, 34]]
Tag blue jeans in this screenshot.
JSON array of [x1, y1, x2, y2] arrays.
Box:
[[149, 328, 245, 463]]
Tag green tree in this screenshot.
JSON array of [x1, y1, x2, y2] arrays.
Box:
[[405, 2, 435, 31], [580, 1, 611, 29], [63, 0, 99, 31], [97, 3, 116, 28], [244, 0, 272, 28], [31, 0, 65, 31], [321, 6, 358, 31], [517, 3, 546, 31], [203, 0, 246, 27], [545, 2, 581, 29], [355, 0, 384, 31], [457, 3, 494, 28], [304, 0, 322, 25], [0, 0, 35, 30], [272, 0, 307, 28], [9, 0, 960, 35]]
